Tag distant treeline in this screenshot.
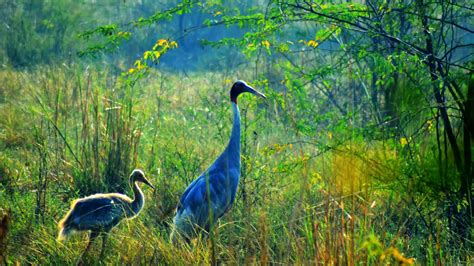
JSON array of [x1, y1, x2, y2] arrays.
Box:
[[0, 0, 260, 70]]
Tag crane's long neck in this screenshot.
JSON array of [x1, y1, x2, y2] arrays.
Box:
[[128, 180, 145, 217], [226, 102, 241, 167]]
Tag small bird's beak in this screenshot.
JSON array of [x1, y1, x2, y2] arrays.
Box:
[[244, 84, 266, 99]]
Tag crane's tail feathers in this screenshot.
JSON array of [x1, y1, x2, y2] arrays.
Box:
[[57, 226, 73, 241], [57, 206, 75, 242], [170, 228, 190, 246]]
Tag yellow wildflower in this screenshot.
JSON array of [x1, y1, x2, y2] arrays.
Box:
[[118, 31, 130, 38], [327, 131, 333, 139], [427, 120, 433, 131], [143, 51, 152, 60], [156, 39, 168, 47], [170, 41, 178, 48], [400, 137, 408, 147], [307, 40, 319, 48], [134, 60, 145, 70], [261, 40, 270, 49]]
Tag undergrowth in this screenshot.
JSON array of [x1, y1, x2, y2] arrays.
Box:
[[0, 65, 471, 264]]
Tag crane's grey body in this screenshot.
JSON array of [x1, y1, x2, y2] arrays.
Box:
[[171, 81, 265, 243], [173, 103, 241, 239], [58, 169, 154, 259]]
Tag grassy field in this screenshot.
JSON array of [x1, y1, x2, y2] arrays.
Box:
[[0, 65, 470, 265]]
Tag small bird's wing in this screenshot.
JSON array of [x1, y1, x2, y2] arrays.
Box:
[[69, 196, 126, 231]]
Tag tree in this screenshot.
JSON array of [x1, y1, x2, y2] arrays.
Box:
[[83, 0, 473, 252]]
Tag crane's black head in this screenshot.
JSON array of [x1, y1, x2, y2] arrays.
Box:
[[230, 80, 266, 104], [130, 169, 155, 189]]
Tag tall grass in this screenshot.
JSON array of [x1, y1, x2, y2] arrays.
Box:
[[0, 65, 470, 264]]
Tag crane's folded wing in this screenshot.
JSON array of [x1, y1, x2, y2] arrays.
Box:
[[177, 172, 233, 223], [70, 197, 125, 231], [176, 176, 201, 213]]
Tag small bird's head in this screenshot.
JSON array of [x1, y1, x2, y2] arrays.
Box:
[[230, 80, 266, 104], [130, 169, 155, 189]]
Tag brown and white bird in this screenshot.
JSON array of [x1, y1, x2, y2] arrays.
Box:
[[58, 169, 154, 258]]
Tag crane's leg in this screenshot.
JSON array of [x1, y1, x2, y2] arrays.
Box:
[[78, 231, 99, 265], [99, 233, 108, 260], [84, 231, 99, 256]]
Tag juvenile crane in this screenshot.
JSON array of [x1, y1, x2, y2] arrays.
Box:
[[58, 169, 154, 258], [171, 80, 266, 243]]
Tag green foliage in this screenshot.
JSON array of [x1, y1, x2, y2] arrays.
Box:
[[0, 66, 471, 264]]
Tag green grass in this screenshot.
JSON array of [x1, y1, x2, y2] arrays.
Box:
[[0, 65, 471, 265]]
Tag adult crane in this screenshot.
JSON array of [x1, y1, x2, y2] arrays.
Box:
[[58, 169, 154, 259], [171, 80, 266, 243]]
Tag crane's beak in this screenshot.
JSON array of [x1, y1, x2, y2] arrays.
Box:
[[244, 84, 266, 99], [142, 176, 155, 190]]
